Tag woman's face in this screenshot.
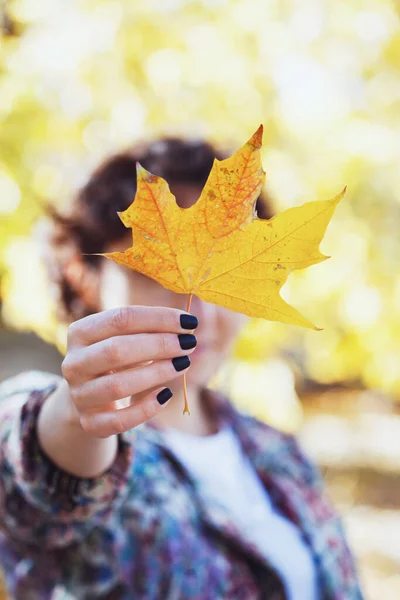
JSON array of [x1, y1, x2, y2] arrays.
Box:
[[98, 184, 248, 387]]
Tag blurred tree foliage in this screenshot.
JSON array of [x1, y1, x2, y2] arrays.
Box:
[[1, 0, 400, 396]]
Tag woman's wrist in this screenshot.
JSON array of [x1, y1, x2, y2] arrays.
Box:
[[37, 378, 118, 479]]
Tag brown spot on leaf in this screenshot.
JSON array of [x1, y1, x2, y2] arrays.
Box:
[[147, 174, 159, 184]]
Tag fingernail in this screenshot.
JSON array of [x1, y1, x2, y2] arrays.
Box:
[[172, 355, 191, 372], [180, 314, 198, 330], [157, 388, 173, 405], [178, 334, 197, 350]]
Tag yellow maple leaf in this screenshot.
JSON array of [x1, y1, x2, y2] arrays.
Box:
[[104, 125, 345, 330]]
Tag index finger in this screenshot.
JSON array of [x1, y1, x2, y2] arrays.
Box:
[[68, 306, 198, 347]]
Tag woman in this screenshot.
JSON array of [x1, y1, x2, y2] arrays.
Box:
[[0, 138, 363, 599]]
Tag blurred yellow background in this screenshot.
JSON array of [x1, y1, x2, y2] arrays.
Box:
[[1, 0, 400, 598]]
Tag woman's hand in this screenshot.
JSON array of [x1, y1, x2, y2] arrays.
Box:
[[61, 306, 197, 438], [37, 306, 197, 478]]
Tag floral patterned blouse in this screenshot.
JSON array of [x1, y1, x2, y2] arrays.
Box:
[[0, 372, 363, 599]]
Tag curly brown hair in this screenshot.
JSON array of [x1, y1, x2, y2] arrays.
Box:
[[45, 137, 275, 323]]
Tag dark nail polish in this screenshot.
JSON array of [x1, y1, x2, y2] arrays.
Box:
[[178, 334, 197, 350], [180, 314, 198, 330], [157, 388, 173, 405], [172, 355, 191, 372]]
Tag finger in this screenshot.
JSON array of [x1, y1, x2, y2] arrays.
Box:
[[68, 306, 198, 347], [79, 386, 174, 438], [63, 333, 197, 382], [71, 355, 190, 411]]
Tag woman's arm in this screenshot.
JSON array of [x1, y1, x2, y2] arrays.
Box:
[[0, 306, 196, 549], [37, 378, 118, 478], [0, 378, 133, 549]]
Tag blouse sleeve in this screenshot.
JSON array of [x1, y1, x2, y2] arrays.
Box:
[[0, 372, 135, 550]]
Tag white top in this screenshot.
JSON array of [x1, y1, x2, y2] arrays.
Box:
[[162, 425, 317, 600]]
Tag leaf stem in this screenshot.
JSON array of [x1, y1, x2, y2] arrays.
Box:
[[182, 293, 193, 415]]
